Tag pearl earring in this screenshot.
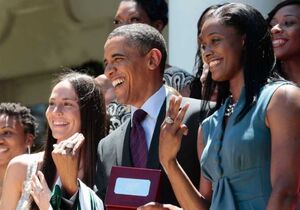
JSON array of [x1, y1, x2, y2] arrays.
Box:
[[27, 145, 31, 154]]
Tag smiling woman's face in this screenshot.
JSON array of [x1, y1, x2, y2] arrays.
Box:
[[114, 1, 151, 28], [200, 18, 244, 82], [46, 80, 81, 143], [0, 114, 29, 166], [269, 5, 300, 60]]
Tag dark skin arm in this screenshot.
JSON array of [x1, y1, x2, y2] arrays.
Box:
[[266, 85, 300, 210], [158, 96, 211, 210]]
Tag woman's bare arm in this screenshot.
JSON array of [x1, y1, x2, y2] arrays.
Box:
[[159, 96, 211, 210], [266, 85, 300, 210], [0, 155, 29, 210]]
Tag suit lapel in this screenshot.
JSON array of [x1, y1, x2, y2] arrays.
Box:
[[120, 120, 133, 166], [147, 98, 167, 169]]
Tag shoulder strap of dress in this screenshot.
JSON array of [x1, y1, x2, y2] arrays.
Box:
[[25, 159, 38, 181], [258, 81, 293, 109], [16, 158, 39, 210]]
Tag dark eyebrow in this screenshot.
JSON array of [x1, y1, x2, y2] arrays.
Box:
[[207, 32, 220, 36], [273, 14, 300, 20], [285, 14, 300, 21], [112, 53, 125, 58], [284, 14, 300, 18]]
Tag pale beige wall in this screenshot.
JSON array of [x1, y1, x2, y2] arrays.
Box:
[[0, 72, 54, 105], [0, 0, 121, 106], [0, 0, 170, 106]]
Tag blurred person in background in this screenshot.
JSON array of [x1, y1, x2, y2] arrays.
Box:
[[95, 74, 131, 133], [267, 0, 300, 84]]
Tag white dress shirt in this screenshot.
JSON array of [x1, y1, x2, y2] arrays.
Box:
[[130, 86, 167, 150]]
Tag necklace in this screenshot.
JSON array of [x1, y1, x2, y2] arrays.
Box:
[[224, 96, 237, 117]]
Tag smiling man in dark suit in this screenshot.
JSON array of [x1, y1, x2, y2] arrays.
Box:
[[96, 23, 209, 206]]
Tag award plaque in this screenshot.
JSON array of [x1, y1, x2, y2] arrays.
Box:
[[105, 166, 162, 210]]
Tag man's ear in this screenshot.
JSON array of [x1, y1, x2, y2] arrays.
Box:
[[147, 48, 162, 71]]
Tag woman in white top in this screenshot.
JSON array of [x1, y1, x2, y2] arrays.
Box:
[[0, 71, 107, 210]]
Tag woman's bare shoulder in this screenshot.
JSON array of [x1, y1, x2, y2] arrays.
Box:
[[8, 152, 44, 172]]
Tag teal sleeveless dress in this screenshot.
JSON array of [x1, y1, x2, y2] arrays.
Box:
[[200, 81, 290, 210]]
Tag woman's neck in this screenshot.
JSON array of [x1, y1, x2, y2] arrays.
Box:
[[229, 70, 244, 103], [281, 58, 300, 84]]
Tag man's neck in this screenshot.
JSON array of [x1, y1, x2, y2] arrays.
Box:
[[132, 84, 164, 108]]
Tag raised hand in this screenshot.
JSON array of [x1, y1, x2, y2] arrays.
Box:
[[159, 96, 189, 170], [51, 132, 85, 195]]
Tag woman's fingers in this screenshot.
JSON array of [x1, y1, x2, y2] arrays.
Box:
[[164, 96, 189, 136], [72, 133, 85, 155], [167, 96, 182, 120], [174, 102, 189, 127], [52, 133, 85, 156]]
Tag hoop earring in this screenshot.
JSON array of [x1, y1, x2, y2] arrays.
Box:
[[27, 145, 31, 154]]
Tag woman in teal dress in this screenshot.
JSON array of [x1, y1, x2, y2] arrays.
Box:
[[140, 3, 300, 210]]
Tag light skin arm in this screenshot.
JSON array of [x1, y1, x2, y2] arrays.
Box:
[[158, 96, 211, 210], [0, 157, 27, 210], [266, 85, 300, 210]]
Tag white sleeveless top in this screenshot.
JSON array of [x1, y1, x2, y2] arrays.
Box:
[[16, 159, 38, 210]]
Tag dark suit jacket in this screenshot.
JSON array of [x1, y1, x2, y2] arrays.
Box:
[[96, 96, 209, 206]]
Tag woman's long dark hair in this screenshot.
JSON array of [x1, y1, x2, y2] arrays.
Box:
[[31, 71, 107, 209], [200, 3, 279, 122]]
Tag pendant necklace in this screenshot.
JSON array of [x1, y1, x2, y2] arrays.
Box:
[[224, 95, 237, 117]]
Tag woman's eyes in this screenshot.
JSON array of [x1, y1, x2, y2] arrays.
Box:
[[3, 131, 12, 136], [283, 20, 295, 27], [48, 101, 75, 107], [270, 19, 297, 28], [113, 17, 141, 25], [0, 130, 13, 137], [63, 102, 73, 107], [200, 38, 221, 50], [211, 38, 221, 44]]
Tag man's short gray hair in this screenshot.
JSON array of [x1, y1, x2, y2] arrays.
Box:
[[107, 23, 167, 73]]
